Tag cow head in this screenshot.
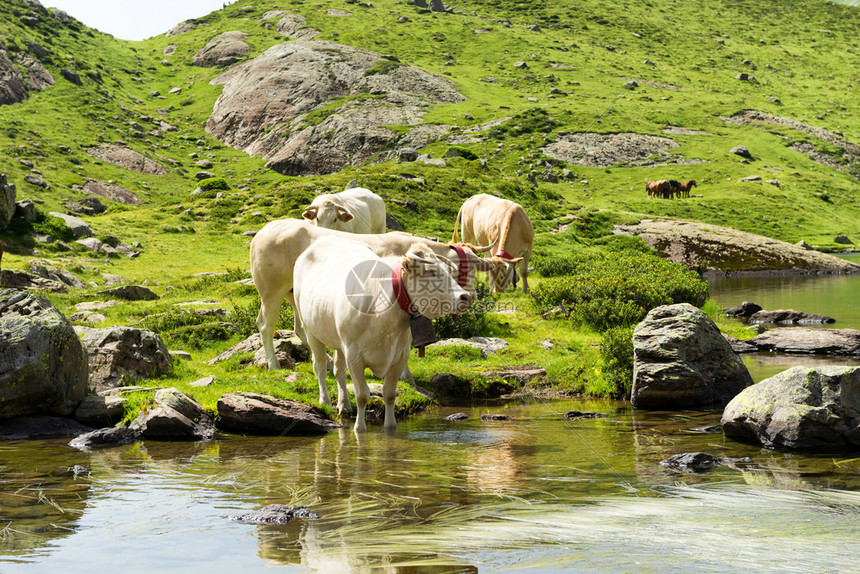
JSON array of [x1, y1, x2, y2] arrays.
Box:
[[401, 243, 472, 319], [302, 199, 354, 229], [486, 255, 523, 293]]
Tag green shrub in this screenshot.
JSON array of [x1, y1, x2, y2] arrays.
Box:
[[230, 294, 294, 338], [600, 326, 635, 398], [363, 60, 402, 76], [530, 251, 709, 330], [32, 213, 76, 242], [487, 107, 560, 139], [433, 279, 500, 339], [198, 177, 231, 191], [591, 234, 652, 254], [167, 322, 234, 348]]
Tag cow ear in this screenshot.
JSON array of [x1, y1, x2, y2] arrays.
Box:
[[302, 206, 318, 220], [336, 206, 354, 222]]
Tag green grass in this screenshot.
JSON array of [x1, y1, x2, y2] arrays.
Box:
[[1, 0, 858, 423]]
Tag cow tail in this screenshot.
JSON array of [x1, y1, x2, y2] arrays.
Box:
[[451, 205, 463, 244]]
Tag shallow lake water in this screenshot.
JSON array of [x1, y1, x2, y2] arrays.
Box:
[[708, 253, 860, 381], [3, 399, 860, 573], [4, 262, 860, 573]]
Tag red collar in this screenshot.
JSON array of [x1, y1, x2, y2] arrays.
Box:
[[496, 249, 514, 260], [391, 263, 418, 316], [449, 244, 469, 287]]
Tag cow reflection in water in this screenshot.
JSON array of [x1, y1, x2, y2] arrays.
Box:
[[247, 429, 482, 573]]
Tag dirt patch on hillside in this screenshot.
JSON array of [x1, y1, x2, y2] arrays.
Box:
[[723, 110, 860, 180], [614, 219, 860, 276], [542, 132, 706, 167]]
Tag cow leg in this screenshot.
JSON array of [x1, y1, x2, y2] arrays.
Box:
[[519, 250, 532, 294], [332, 349, 352, 415], [256, 287, 291, 371], [382, 372, 399, 431], [307, 335, 331, 407], [343, 348, 369, 433], [400, 364, 415, 385]]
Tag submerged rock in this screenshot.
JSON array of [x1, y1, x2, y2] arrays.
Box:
[[747, 328, 860, 355], [563, 411, 608, 419], [230, 504, 320, 524], [68, 426, 140, 449], [660, 452, 722, 471], [748, 309, 835, 325], [217, 392, 340, 435]]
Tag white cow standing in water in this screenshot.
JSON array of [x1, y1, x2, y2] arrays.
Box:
[[249, 219, 495, 372], [302, 187, 386, 234], [452, 193, 534, 293], [293, 236, 472, 432]]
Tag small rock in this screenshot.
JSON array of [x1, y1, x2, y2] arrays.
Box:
[[563, 411, 608, 419], [730, 145, 753, 158], [660, 452, 722, 472], [189, 375, 215, 387], [230, 504, 320, 524], [445, 412, 468, 421], [68, 427, 140, 450], [480, 413, 511, 421]]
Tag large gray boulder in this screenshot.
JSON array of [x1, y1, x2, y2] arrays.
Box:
[[217, 392, 340, 435], [193, 31, 251, 67], [0, 173, 16, 229], [75, 325, 172, 393], [206, 39, 464, 176], [722, 366, 860, 450], [0, 51, 28, 106], [631, 303, 753, 409], [134, 388, 214, 441], [28, 260, 86, 289], [48, 212, 93, 238], [0, 289, 88, 418]]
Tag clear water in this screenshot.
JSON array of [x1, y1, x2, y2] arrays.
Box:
[[708, 253, 860, 382], [3, 400, 860, 573], [4, 262, 860, 573]]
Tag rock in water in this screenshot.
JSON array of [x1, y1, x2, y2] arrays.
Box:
[[0, 289, 88, 417], [230, 504, 320, 524], [216, 392, 340, 435], [722, 366, 860, 450], [632, 303, 753, 409], [660, 452, 722, 471]]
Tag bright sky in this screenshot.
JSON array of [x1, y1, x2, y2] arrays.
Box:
[[43, 0, 230, 41]]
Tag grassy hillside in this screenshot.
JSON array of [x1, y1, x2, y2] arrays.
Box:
[[0, 0, 857, 414]]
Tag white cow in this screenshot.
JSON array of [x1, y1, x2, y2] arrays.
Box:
[[302, 187, 386, 234], [452, 193, 534, 293], [249, 218, 495, 371], [294, 236, 472, 432]]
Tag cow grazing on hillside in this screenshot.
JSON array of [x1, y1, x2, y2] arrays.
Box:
[[294, 236, 472, 432], [250, 218, 495, 372], [302, 187, 386, 234], [452, 193, 533, 293]]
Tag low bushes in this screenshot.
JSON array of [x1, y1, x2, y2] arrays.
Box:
[[530, 251, 708, 330]]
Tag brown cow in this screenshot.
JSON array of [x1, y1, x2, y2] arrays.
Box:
[[452, 194, 532, 293]]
